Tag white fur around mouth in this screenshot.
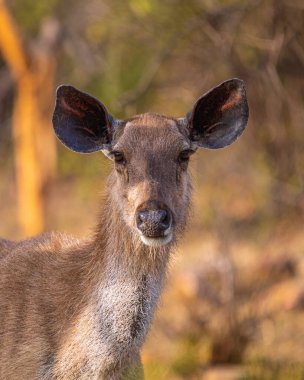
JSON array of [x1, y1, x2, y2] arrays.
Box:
[[138, 230, 173, 247]]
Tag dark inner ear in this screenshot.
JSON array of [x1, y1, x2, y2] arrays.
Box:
[[188, 78, 249, 149], [52, 85, 113, 153]]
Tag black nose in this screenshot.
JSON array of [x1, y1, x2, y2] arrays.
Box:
[[136, 208, 171, 237]]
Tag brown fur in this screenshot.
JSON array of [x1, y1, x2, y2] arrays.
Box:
[[0, 76, 249, 379], [0, 115, 192, 380]]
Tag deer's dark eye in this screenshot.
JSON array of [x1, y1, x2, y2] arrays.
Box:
[[178, 149, 194, 164], [112, 151, 126, 165]]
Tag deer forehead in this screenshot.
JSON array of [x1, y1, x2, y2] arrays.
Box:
[[114, 113, 190, 153], [126, 112, 175, 126]]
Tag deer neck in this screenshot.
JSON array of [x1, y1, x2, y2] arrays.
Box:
[[87, 186, 171, 347], [55, 187, 172, 378]]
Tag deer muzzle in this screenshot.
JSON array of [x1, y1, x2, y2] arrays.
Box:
[[136, 201, 173, 246]]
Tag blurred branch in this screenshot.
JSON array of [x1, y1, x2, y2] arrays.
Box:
[[292, 39, 304, 67], [116, 13, 207, 110], [116, 52, 167, 110], [0, 0, 60, 236], [0, 0, 29, 80], [0, 67, 13, 99]]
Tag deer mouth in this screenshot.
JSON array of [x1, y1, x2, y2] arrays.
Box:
[[138, 228, 173, 247]]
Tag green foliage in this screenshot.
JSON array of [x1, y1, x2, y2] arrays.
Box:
[[243, 360, 304, 380], [170, 334, 204, 377], [9, 0, 60, 35]]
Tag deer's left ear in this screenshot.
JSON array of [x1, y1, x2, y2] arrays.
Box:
[[186, 79, 249, 149], [52, 85, 115, 153]]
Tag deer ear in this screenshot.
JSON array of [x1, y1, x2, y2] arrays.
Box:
[[187, 79, 249, 149], [52, 85, 114, 153]]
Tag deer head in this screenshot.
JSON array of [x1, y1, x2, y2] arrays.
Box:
[[52, 79, 248, 247]]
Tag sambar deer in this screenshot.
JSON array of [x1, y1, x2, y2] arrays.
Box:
[[0, 79, 248, 379]]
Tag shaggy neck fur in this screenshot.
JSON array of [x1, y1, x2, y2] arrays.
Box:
[[54, 177, 173, 379]]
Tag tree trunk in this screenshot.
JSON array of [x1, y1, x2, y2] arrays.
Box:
[[0, 0, 57, 236]]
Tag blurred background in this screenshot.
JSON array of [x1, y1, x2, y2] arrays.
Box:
[[0, 0, 304, 379]]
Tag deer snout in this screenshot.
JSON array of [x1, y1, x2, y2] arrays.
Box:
[[136, 203, 173, 246], [137, 209, 171, 234]]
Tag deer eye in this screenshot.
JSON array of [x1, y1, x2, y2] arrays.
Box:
[[178, 149, 194, 163], [112, 151, 126, 165]]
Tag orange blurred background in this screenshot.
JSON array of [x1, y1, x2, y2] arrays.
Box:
[[0, 1, 304, 379]]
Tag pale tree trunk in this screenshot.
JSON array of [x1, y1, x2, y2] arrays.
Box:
[[0, 0, 58, 236]]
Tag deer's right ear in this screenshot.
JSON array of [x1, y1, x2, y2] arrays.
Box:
[[52, 85, 114, 153], [186, 79, 249, 149]]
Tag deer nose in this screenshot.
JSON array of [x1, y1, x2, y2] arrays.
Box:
[[136, 208, 171, 238]]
